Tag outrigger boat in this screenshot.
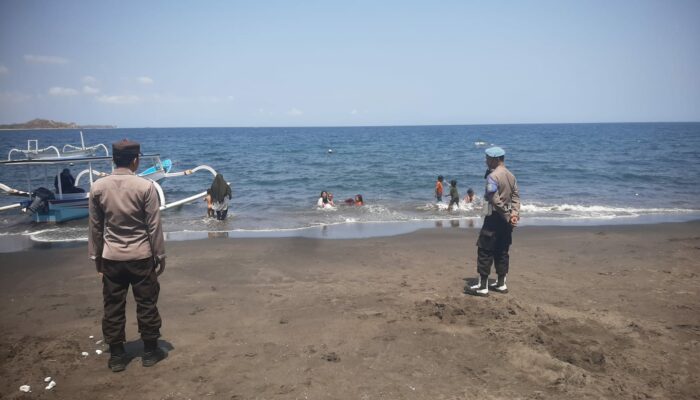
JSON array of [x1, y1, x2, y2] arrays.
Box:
[[0, 152, 220, 223]]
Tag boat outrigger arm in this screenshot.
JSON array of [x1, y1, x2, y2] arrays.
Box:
[[0, 183, 31, 211], [74, 164, 221, 211], [8, 132, 110, 161], [153, 165, 220, 210], [8, 142, 60, 160], [62, 142, 109, 156]]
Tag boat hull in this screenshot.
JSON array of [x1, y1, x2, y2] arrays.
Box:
[[23, 195, 89, 223]]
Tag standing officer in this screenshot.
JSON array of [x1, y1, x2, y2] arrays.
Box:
[[88, 139, 167, 372], [464, 146, 520, 297]]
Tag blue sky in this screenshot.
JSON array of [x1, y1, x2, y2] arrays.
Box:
[[0, 0, 698, 127]]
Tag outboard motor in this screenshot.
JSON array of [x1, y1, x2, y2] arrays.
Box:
[[27, 187, 55, 214]]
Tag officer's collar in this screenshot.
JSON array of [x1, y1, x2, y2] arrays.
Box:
[[113, 167, 136, 175]]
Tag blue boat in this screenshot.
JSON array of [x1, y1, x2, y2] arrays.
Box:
[[138, 158, 172, 182]]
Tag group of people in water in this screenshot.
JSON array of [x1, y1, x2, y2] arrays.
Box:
[[435, 175, 477, 211], [318, 191, 364, 208], [317, 176, 479, 213], [202, 173, 480, 221]]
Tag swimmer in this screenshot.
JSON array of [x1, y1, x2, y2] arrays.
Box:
[[317, 191, 330, 208], [345, 194, 364, 206], [464, 188, 475, 203]]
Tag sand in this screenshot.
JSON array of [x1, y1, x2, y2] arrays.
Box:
[[1, 222, 699, 399]]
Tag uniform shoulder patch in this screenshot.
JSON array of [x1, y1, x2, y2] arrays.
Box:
[[486, 176, 498, 193]]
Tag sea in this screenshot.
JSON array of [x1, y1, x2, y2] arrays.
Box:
[[1, 123, 699, 248]]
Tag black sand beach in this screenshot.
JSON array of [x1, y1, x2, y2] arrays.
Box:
[[1, 222, 699, 399]]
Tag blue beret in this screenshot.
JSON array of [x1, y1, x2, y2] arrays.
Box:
[[485, 146, 505, 157]]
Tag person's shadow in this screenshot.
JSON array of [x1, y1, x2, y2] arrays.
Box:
[[113, 339, 175, 367]]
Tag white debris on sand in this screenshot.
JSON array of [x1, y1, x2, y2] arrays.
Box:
[[81, 351, 89, 357], [95, 349, 103, 355], [19, 385, 31, 392], [45, 381, 56, 390], [95, 339, 103, 345], [89, 335, 94, 339], [44, 376, 52, 382]]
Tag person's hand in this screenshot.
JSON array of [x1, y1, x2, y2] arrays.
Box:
[[94, 258, 103, 278], [155, 258, 166, 276], [510, 215, 520, 227]]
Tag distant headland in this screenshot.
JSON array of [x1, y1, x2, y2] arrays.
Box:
[[0, 118, 116, 130]]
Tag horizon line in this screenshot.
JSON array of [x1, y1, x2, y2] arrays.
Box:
[[1, 120, 699, 131], [102, 120, 700, 129]]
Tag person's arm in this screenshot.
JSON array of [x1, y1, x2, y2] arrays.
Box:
[[88, 190, 104, 272], [144, 183, 166, 273], [510, 177, 520, 225], [485, 175, 508, 215]]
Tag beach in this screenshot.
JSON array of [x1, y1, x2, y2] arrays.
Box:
[[1, 221, 699, 400]]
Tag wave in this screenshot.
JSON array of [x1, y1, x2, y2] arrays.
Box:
[[520, 203, 698, 218]]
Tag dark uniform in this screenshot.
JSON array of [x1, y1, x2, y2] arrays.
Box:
[[88, 139, 166, 371], [466, 146, 520, 296]]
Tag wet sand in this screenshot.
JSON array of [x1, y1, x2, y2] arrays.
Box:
[[1, 222, 699, 399]]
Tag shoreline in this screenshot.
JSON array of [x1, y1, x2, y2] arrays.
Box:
[[0, 221, 698, 399], [2, 216, 699, 254]]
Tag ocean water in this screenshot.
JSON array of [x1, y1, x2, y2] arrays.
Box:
[[1, 123, 699, 243]]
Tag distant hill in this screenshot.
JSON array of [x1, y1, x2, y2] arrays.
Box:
[[0, 118, 115, 130]]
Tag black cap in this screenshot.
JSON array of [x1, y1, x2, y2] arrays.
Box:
[[112, 139, 141, 157]]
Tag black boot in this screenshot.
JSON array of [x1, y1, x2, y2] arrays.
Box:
[[489, 274, 508, 293], [142, 339, 166, 367], [108, 343, 129, 372], [464, 274, 489, 297]]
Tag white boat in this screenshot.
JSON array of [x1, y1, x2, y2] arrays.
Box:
[[0, 153, 221, 223]]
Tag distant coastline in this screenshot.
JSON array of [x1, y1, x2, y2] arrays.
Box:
[[0, 118, 115, 130]]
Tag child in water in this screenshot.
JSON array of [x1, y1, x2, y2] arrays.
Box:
[[448, 180, 460, 211], [435, 175, 444, 202], [463, 188, 475, 203], [204, 189, 215, 218]]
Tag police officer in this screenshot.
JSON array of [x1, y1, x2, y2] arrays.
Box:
[[465, 146, 520, 297], [88, 139, 167, 372]]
